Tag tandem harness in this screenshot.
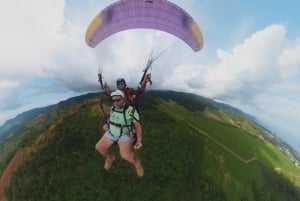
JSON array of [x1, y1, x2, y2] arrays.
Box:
[[108, 105, 139, 138]]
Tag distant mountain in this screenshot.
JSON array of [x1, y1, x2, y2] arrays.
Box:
[[0, 90, 299, 201], [0, 93, 99, 161], [0, 107, 48, 142]]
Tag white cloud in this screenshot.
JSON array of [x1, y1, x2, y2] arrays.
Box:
[[279, 42, 300, 66], [197, 24, 286, 100], [0, 0, 66, 110], [0, 0, 65, 72]]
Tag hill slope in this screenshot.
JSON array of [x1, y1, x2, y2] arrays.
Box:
[[1, 90, 300, 201]]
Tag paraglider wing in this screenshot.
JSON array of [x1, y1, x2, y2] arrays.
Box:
[[85, 0, 203, 52]]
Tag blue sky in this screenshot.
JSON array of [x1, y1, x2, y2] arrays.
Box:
[[1, 0, 300, 152]]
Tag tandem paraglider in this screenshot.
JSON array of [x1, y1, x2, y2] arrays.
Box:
[[85, 0, 204, 177]]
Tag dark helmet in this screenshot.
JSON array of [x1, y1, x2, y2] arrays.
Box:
[[116, 78, 126, 86]]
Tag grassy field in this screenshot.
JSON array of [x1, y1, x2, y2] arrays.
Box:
[[157, 99, 300, 200]]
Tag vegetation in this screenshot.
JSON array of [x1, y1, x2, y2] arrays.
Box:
[[1, 90, 300, 201], [0, 93, 99, 174]]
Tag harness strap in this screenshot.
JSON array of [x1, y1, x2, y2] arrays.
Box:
[[108, 121, 131, 128], [109, 106, 139, 138]]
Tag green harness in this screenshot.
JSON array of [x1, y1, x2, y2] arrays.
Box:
[[108, 105, 139, 138]]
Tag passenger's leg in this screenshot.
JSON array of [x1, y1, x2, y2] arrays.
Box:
[[95, 135, 115, 170]]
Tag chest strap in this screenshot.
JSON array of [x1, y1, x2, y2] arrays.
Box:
[[109, 120, 130, 128]]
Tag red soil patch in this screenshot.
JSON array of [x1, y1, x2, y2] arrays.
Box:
[[0, 151, 26, 201]]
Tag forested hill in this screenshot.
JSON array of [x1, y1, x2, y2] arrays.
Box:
[[0, 107, 48, 142], [0, 90, 300, 201]]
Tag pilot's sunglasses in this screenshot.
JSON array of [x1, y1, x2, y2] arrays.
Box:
[[112, 98, 121, 103]]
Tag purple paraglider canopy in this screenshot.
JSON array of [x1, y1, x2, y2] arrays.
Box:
[[85, 0, 203, 52]]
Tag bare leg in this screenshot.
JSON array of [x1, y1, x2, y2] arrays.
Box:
[[118, 141, 135, 163], [119, 141, 144, 177], [95, 135, 115, 170]]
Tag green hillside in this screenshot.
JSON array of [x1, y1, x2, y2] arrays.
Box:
[[0, 93, 98, 166], [1, 91, 300, 201]]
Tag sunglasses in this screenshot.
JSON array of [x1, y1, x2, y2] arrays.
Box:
[[112, 98, 122, 103]]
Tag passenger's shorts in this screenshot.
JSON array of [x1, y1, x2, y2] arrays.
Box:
[[104, 131, 134, 143]]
